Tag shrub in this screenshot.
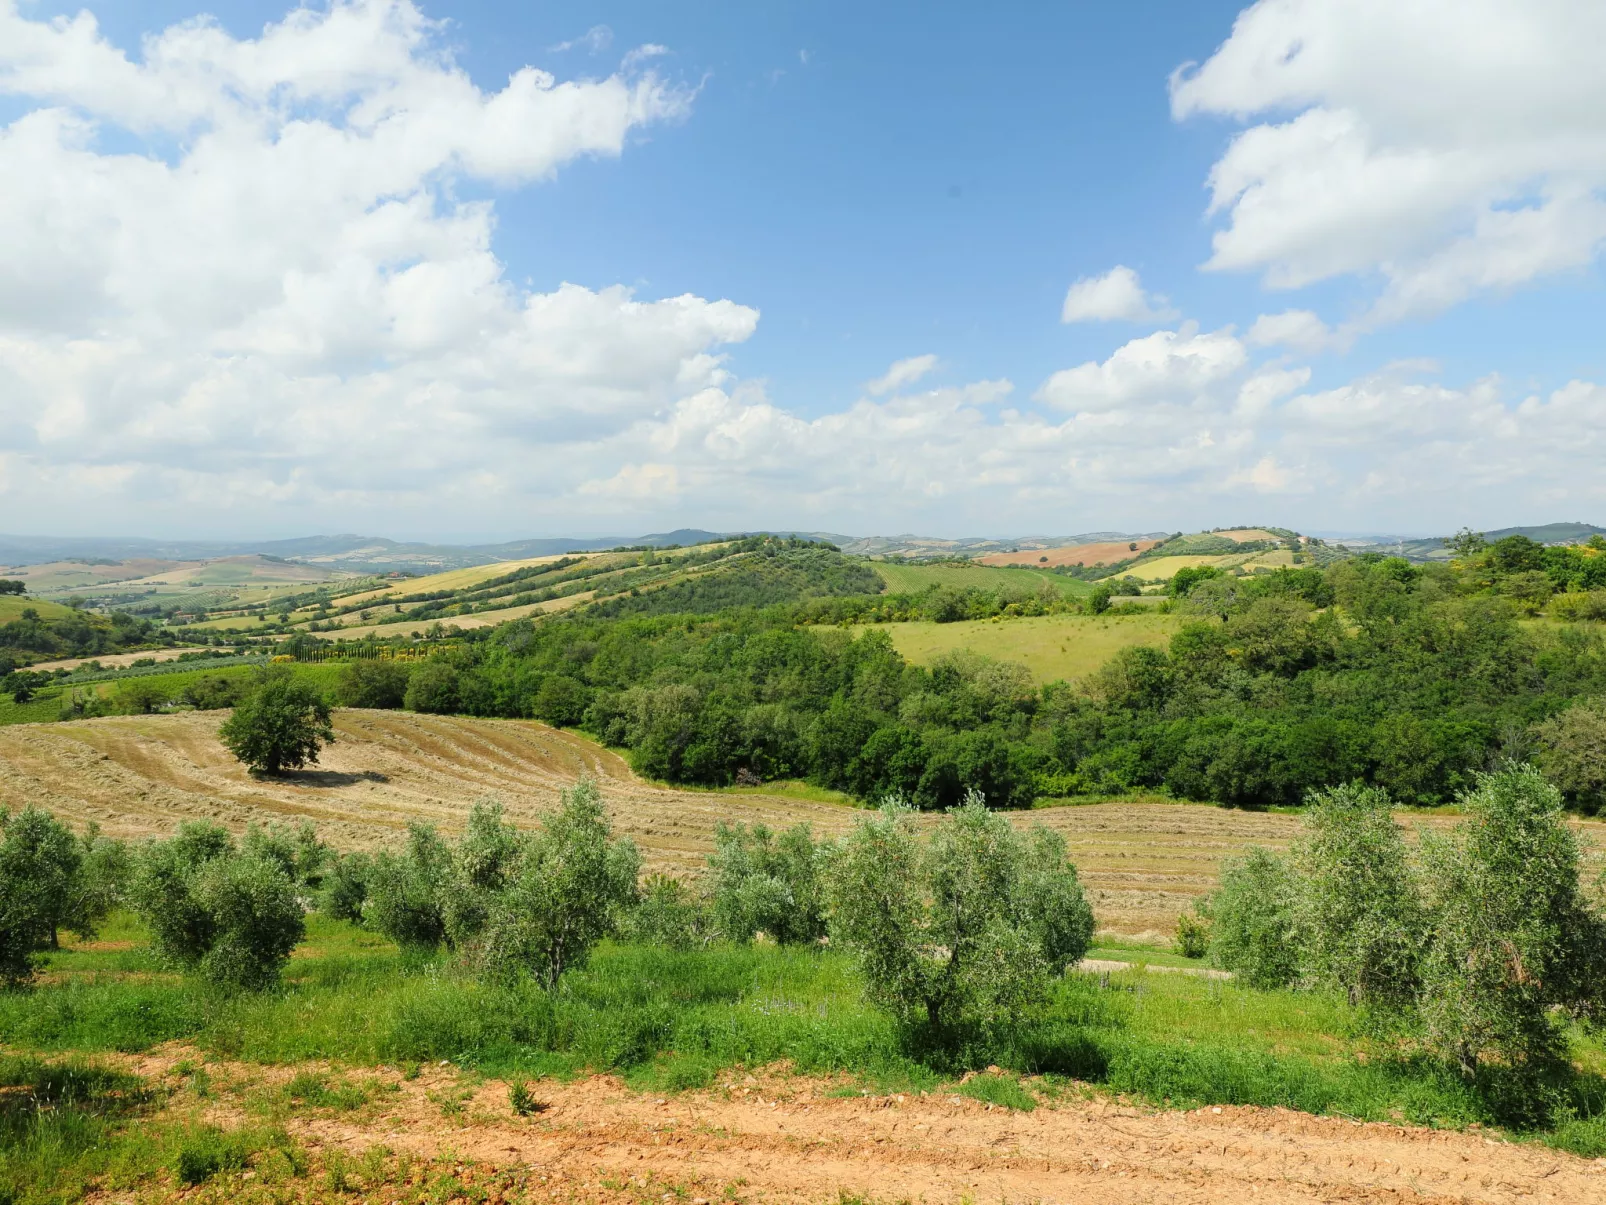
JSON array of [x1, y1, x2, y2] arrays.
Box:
[[403, 661, 461, 714], [1207, 847, 1298, 988], [130, 826, 305, 991], [475, 778, 640, 988], [365, 824, 452, 952], [180, 675, 245, 710], [441, 800, 525, 949], [1290, 783, 1424, 1009], [1418, 763, 1606, 1077], [708, 822, 831, 944], [828, 794, 1094, 1037], [625, 874, 709, 950], [219, 667, 335, 775], [241, 819, 332, 892], [1531, 699, 1606, 814], [1550, 589, 1606, 623], [1174, 909, 1210, 959], [115, 678, 171, 714], [320, 852, 373, 923], [335, 659, 412, 709], [0, 808, 85, 962]]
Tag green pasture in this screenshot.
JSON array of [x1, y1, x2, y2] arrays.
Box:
[[871, 561, 1091, 597], [882, 613, 1181, 683], [0, 662, 343, 727]]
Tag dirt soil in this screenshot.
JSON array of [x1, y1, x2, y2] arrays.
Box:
[[108, 1051, 1606, 1205]]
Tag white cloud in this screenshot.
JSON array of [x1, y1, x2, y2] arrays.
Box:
[[1060, 265, 1178, 323], [552, 25, 613, 54], [1246, 309, 1348, 354], [1171, 0, 1606, 322], [1037, 323, 1246, 412], [866, 354, 939, 396], [0, 1, 754, 528]]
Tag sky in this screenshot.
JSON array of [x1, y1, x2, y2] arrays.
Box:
[[2, 0, 1604, 542]]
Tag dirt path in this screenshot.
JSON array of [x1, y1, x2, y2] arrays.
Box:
[[116, 1053, 1606, 1204]]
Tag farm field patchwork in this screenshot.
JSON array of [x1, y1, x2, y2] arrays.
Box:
[[881, 613, 1181, 683], [976, 538, 1162, 567]]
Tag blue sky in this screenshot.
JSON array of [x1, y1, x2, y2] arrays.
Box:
[[3, 1, 1605, 539]]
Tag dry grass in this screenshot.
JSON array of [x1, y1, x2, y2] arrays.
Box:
[[976, 539, 1162, 568], [882, 613, 1180, 683], [872, 562, 1087, 597]]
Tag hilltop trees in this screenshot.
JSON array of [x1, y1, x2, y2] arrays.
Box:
[[219, 666, 335, 775]]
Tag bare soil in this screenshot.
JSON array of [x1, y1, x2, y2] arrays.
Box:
[[104, 1050, 1606, 1204]]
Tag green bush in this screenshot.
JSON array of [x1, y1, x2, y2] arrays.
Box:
[[319, 852, 373, 923], [1174, 910, 1210, 959], [828, 795, 1094, 1037], [403, 661, 460, 714], [129, 825, 304, 991], [364, 824, 451, 952], [475, 778, 640, 988], [1418, 763, 1606, 1078], [218, 667, 334, 775], [1207, 847, 1298, 989], [334, 659, 412, 709], [625, 875, 710, 950], [1291, 783, 1424, 1010], [708, 822, 831, 944], [1531, 699, 1606, 814]]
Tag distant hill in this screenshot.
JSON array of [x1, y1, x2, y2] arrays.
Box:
[[1328, 521, 1606, 562]]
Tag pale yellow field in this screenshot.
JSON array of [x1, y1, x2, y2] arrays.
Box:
[[1123, 554, 1235, 580], [882, 613, 1181, 683], [0, 595, 75, 621], [319, 592, 594, 640]]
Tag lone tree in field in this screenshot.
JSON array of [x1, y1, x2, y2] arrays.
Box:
[[828, 794, 1094, 1037], [219, 666, 334, 775]]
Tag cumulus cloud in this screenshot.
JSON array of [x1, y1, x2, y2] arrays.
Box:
[[866, 354, 939, 395], [1036, 323, 1246, 411], [1171, 0, 1606, 322], [1246, 310, 1349, 354], [0, 0, 753, 527], [1060, 265, 1179, 323]]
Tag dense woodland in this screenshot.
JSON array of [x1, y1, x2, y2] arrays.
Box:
[[335, 536, 1606, 811]]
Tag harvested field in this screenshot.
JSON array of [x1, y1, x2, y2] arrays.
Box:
[[0, 711, 1270, 934], [977, 538, 1161, 567], [5, 712, 1602, 939], [95, 1050, 1606, 1205]]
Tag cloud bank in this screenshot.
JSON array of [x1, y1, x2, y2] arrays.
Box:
[[1, 0, 1604, 539]]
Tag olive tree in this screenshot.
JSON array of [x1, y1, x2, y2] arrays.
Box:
[[1417, 763, 1606, 1077], [219, 667, 335, 775], [708, 821, 832, 944], [828, 794, 1094, 1035], [475, 778, 640, 987], [364, 823, 452, 952], [1291, 783, 1425, 1010], [1531, 699, 1606, 814], [1206, 846, 1299, 988], [129, 821, 305, 991]]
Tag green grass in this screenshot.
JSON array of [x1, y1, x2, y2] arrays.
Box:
[[0, 596, 75, 622], [882, 612, 1181, 683], [872, 562, 1091, 597], [954, 1072, 1037, 1111], [7, 913, 1605, 1158], [0, 663, 345, 728]]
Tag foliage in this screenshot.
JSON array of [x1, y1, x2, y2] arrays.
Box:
[[708, 822, 832, 944], [1531, 698, 1606, 814], [128, 824, 305, 991], [218, 666, 335, 774], [1174, 909, 1210, 959], [334, 658, 412, 709], [364, 824, 452, 952], [828, 796, 1093, 1037], [402, 660, 460, 714], [320, 851, 373, 923], [473, 778, 641, 988], [1417, 764, 1606, 1077], [1207, 847, 1299, 989], [1290, 783, 1425, 1010], [624, 874, 710, 950]]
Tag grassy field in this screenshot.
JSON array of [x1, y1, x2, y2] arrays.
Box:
[[872, 561, 1090, 597], [0, 663, 342, 728], [882, 613, 1180, 683], [2, 912, 1604, 1205], [0, 595, 74, 622]]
